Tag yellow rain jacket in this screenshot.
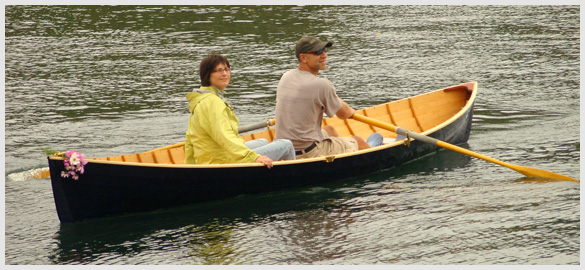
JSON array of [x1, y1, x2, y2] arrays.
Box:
[[184, 86, 260, 164]]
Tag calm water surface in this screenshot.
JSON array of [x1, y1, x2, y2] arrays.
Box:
[[4, 5, 580, 265]]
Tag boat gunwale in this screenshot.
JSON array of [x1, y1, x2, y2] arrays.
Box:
[[48, 82, 477, 169]]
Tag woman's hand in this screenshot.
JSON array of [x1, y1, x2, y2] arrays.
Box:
[[255, 155, 273, 168]]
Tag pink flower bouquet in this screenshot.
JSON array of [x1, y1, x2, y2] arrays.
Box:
[[60, 150, 89, 180]]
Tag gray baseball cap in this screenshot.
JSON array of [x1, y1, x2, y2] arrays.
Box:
[[295, 36, 333, 59]]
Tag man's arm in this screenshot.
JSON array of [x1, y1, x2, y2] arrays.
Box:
[[335, 100, 356, 119]]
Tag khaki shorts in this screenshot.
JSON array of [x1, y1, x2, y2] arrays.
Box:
[[298, 129, 359, 158]]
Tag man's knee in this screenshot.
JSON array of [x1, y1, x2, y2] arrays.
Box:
[[322, 125, 339, 137], [353, 136, 370, 150]]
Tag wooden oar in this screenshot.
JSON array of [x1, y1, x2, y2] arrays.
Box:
[[145, 118, 276, 153], [238, 118, 276, 134], [34, 118, 276, 179], [352, 114, 579, 182]]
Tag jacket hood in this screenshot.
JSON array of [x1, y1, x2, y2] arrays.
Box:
[[186, 86, 225, 112]]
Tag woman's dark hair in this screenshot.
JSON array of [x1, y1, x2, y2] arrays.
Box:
[[199, 54, 230, 87]]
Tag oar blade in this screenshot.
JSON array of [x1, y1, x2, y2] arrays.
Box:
[[513, 164, 579, 182], [32, 168, 51, 179]]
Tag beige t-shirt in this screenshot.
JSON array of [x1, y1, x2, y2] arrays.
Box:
[[274, 69, 342, 151]]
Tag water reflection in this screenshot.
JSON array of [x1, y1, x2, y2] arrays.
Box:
[[186, 220, 238, 265], [48, 182, 342, 264], [48, 147, 471, 264]]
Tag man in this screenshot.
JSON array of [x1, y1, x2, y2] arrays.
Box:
[[274, 36, 382, 159]]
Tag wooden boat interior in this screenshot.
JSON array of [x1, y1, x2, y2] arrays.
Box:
[[90, 82, 475, 165]]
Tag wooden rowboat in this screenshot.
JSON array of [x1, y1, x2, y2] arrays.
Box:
[[48, 82, 477, 223]]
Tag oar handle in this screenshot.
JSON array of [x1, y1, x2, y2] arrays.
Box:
[[352, 114, 438, 145], [239, 119, 275, 133]]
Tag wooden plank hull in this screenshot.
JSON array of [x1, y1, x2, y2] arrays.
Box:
[[49, 82, 477, 223]]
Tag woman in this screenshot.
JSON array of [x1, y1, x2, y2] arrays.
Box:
[[184, 54, 295, 168]]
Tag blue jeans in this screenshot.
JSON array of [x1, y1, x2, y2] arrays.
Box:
[[245, 139, 296, 161]]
